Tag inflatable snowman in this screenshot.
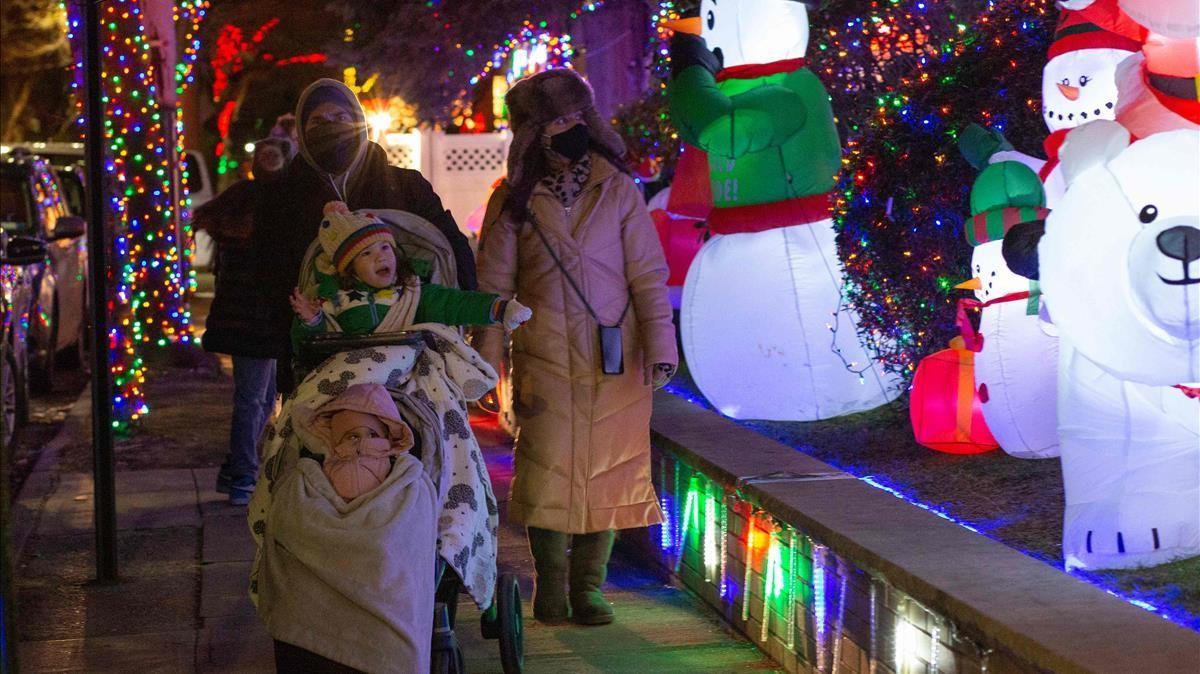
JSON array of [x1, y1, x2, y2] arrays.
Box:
[[956, 162, 1060, 459], [1007, 121, 1200, 570], [666, 0, 898, 421], [1038, 0, 1144, 206]]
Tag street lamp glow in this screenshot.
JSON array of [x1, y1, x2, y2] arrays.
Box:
[[367, 111, 394, 139]]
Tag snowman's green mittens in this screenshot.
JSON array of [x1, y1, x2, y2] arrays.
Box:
[[958, 123, 1015, 171]]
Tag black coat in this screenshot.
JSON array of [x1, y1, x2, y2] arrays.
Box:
[[198, 179, 282, 359], [252, 141, 477, 389]]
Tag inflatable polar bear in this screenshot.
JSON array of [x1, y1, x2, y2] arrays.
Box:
[[1006, 120, 1199, 570]]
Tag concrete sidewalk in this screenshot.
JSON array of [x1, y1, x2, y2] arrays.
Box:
[[13, 371, 777, 673]]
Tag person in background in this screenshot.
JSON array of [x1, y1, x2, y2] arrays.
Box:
[[253, 78, 476, 394], [269, 113, 299, 150], [196, 137, 292, 505], [473, 70, 678, 626]]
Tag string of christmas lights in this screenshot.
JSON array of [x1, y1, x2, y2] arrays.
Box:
[[445, 1, 603, 89], [171, 0, 207, 305], [207, 17, 327, 174]]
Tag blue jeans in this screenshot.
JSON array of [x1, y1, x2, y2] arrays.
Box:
[[227, 356, 277, 484]]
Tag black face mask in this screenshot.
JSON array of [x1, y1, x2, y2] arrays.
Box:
[[305, 121, 360, 175], [548, 123, 590, 162]]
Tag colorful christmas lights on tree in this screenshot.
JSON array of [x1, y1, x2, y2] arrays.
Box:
[[66, 0, 207, 428], [809, 0, 1054, 380], [468, 26, 574, 87], [207, 16, 326, 173]]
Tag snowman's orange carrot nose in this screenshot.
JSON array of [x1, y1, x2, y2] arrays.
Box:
[[955, 278, 983, 290], [1056, 82, 1081, 100], [664, 17, 703, 35]]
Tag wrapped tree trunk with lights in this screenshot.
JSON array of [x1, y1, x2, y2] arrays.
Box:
[[65, 0, 207, 427]]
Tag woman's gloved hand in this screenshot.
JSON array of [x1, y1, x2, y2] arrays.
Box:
[[502, 299, 533, 330], [644, 362, 676, 390]]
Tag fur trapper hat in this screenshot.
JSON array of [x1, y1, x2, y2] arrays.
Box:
[[504, 69, 626, 190]]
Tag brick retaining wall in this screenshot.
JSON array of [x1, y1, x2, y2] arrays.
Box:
[[620, 392, 1200, 674]]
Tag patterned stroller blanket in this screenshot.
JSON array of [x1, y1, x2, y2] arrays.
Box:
[[249, 323, 500, 609]]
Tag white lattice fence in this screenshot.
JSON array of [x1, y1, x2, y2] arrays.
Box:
[[383, 132, 422, 171], [379, 130, 509, 236], [430, 132, 510, 233]]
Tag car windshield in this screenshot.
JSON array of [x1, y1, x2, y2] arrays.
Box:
[[0, 173, 34, 234]]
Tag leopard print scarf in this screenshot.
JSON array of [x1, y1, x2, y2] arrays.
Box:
[[540, 155, 591, 208]]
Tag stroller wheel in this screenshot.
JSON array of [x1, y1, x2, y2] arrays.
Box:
[[496, 573, 524, 674]]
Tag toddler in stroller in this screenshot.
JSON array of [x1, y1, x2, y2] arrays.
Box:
[[288, 201, 530, 345], [248, 205, 528, 673]]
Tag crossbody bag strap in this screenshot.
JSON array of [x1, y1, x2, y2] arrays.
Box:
[[528, 213, 631, 325]]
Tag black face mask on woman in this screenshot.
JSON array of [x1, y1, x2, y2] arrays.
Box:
[[548, 123, 590, 163], [306, 121, 361, 175]]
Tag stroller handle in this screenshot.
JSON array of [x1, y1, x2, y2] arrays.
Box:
[[298, 330, 431, 359]]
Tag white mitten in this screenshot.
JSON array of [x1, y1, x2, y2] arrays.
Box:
[[502, 300, 533, 330]]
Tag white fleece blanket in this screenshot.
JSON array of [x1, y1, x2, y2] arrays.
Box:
[[249, 325, 501, 635], [259, 453, 437, 674]]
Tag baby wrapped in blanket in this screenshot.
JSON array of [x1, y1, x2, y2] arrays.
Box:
[[294, 383, 414, 502]]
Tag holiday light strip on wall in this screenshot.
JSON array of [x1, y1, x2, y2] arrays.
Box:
[[813, 543, 828, 672], [652, 454, 998, 674]]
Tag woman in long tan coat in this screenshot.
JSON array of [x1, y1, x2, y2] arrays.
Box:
[[474, 70, 678, 626]]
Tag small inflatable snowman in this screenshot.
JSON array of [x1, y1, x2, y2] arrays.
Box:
[[666, 0, 898, 421], [1039, 0, 1144, 206], [1007, 120, 1200, 570], [956, 162, 1059, 459]]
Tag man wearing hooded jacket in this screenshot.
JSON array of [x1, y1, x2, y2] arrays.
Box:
[[253, 78, 477, 393]]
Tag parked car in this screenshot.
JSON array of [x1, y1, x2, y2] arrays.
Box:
[[0, 216, 50, 448], [3, 142, 218, 271], [1, 152, 89, 395]]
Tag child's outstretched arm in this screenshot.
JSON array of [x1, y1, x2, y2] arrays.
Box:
[[290, 287, 327, 329], [415, 283, 531, 329]]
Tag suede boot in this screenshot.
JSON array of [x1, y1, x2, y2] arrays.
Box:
[[527, 527, 570, 623], [569, 530, 616, 625]]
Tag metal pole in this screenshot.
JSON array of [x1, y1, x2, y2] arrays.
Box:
[[83, 0, 118, 584]]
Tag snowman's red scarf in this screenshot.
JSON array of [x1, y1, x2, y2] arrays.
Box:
[[1038, 129, 1070, 183], [708, 192, 834, 235], [714, 57, 807, 83], [957, 289, 1041, 352], [1145, 70, 1200, 124]]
